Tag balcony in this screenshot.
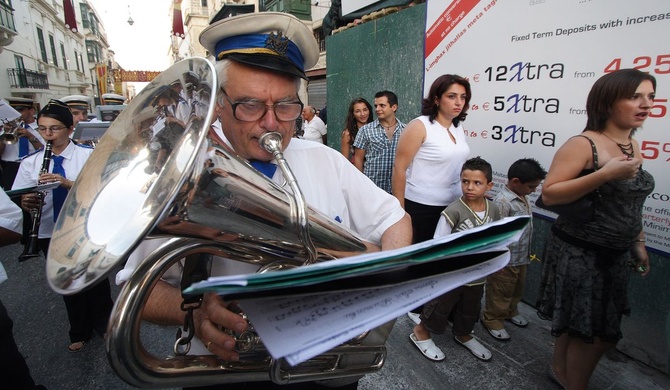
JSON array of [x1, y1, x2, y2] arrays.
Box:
[[0, 0, 17, 50], [65, 69, 89, 89], [8, 68, 50, 89], [0, 1, 16, 31]]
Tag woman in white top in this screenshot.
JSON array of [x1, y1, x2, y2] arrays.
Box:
[[392, 74, 472, 243]]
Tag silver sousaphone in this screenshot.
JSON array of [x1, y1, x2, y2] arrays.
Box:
[[46, 58, 389, 387]]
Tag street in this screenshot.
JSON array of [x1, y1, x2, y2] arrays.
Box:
[[2, 241, 669, 389]]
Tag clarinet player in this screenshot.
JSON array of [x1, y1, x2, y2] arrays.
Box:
[[12, 100, 114, 353]]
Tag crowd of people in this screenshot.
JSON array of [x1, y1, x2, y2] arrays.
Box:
[[0, 9, 657, 390], [336, 66, 654, 390]]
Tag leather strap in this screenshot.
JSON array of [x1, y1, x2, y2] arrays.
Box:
[[573, 135, 599, 171]]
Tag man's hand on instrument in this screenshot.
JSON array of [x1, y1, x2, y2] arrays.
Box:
[[16, 128, 30, 138], [38, 173, 72, 189], [20, 193, 42, 211], [193, 292, 248, 361]]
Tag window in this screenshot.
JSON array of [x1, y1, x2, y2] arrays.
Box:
[[314, 28, 326, 52], [74, 50, 80, 71], [14, 55, 25, 70], [201, 0, 207, 6], [266, 2, 283, 12], [86, 41, 93, 62], [79, 53, 85, 72], [80, 3, 90, 28], [0, 0, 16, 31], [86, 40, 101, 63], [89, 15, 98, 36], [49, 34, 58, 67], [60, 43, 68, 70], [36, 27, 47, 62]]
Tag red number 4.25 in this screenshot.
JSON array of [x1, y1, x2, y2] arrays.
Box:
[[604, 55, 670, 74]]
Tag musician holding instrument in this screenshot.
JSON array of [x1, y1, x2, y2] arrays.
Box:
[[0, 98, 44, 190], [119, 12, 412, 390], [12, 100, 114, 353]]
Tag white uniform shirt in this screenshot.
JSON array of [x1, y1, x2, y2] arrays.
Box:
[[174, 99, 191, 124], [302, 116, 327, 143], [0, 190, 22, 234], [0, 190, 22, 284], [1, 122, 45, 162], [12, 141, 93, 238], [404, 115, 470, 206]]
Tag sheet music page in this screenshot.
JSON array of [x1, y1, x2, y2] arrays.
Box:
[[151, 116, 166, 136], [186, 216, 529, 294], [238, 251, 510, 365]]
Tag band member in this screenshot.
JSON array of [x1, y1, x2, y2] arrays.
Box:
[[117, 12, 412, 390], [148, 86, 187, 173], [193, 81, 212, 120], [168, 80, 191, 126], [62, 94, 103, 146], [100, 93, 125, 105], [0, 98, 44, 190], [61, 95, 92, 126], [12, 99, 113, 353]]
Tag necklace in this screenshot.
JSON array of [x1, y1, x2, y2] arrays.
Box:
[[382, 121, 397, 131], [602, 133, 634, 158]]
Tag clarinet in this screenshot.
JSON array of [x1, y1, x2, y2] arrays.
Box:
[[19, 141, 53, 262]]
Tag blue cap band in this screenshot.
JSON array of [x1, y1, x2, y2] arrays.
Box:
[[214, 33, 305, 72]]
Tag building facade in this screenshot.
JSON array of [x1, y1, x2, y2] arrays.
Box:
[[0, 0, 117, 109], [78, 0, 119, 105]]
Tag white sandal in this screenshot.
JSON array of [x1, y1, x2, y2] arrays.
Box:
[[407, 312, 421, 325], [455, 336, 492, 361], [485, 326, 511, 341], [410, 333, 445, 361], [508, 315, 529, 327]]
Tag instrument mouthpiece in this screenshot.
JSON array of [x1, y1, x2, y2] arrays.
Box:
[[258, 132, 283, 155]]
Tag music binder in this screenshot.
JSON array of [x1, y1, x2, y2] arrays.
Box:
[[185, 216, 529, 365], [5, 182, 61, 198]]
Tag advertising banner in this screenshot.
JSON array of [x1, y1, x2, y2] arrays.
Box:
[[424, 0, 670, 254], [114, 70, 162, 83]]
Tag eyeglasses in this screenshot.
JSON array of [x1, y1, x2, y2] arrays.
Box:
[[37, 125, 67, 132], [221, 89, 303, 122]]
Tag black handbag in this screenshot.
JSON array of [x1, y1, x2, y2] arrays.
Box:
[[535, 135, 601, 223]]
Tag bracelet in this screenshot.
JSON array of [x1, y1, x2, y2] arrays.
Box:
[[634, 238, 646, 242]]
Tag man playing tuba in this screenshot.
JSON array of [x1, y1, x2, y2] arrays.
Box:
[[118, 12, 412, 390]]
